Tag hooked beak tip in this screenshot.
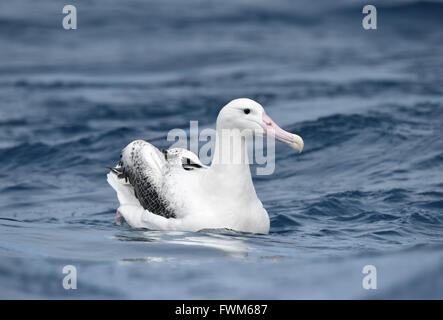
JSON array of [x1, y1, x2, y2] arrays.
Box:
[[262, 112, 304, 153], [292, 134, 304, 153]]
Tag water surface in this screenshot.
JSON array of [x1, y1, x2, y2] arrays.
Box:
[[0, 0, 443, 299]]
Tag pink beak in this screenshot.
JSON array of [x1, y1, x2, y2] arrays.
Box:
[[261, 112, 304, 153]]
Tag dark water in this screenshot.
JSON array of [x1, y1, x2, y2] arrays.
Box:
[[1, 0, 443, 299]]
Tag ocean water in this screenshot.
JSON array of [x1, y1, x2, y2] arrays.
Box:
[[1, 0, 443, 299]]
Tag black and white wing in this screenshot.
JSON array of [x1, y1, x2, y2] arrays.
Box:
[[108, 140, 175, 218], [107, 141, 207, 220]]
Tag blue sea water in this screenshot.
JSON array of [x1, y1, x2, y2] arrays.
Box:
[[0, 0, 443, 299]]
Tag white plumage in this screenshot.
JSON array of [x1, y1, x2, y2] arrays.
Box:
[[107, 98, 304, 234]]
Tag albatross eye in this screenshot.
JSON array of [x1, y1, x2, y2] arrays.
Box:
[[243, 108, 250, 114]]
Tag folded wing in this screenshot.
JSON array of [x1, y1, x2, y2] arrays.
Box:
[[107, 140, 207, 220]]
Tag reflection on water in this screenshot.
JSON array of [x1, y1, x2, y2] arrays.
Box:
[[117, 230, 251, 260], [120, 257, 173, 264]]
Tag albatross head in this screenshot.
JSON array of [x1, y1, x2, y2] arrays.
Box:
[[216, 98, 304, 152]]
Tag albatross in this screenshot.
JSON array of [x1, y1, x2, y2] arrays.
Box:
[[107, 98, 304, 234]]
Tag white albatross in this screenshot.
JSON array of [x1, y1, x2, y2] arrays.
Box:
[[107, 98, 304, 234]]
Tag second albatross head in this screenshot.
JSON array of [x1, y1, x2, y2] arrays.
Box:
[[216, 98, 304, 153]]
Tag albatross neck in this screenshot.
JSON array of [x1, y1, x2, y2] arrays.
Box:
[[209, 128, 255, 192]]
